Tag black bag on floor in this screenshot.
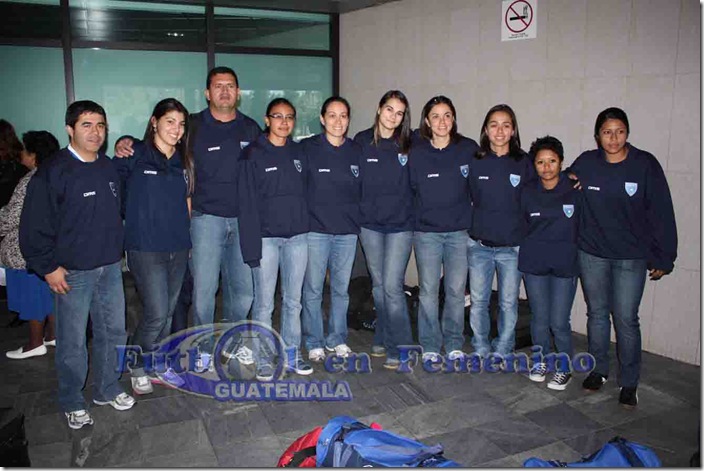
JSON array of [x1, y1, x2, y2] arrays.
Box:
[[0, 408, 31, 467]]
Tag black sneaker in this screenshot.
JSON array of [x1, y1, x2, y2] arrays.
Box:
[[619, 387, 638, 409], [582, 372, 607, 391]]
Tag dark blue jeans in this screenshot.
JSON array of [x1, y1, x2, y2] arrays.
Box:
[[359, 228, 413, 360], [170, 264, 192, 334], [578, 250, 647, 388], [523, 273, 577, 373], [55, 261, 126, 413], [128, 250, 189, 376]]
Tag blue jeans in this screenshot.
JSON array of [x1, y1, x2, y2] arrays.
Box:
[[578, 250, 646, 388], [55, 261, 126, 413], [190, 211, 253, 352], [359, 228, 413, 360], [170, 264, 192, 334], [128, 250, 189, 376], [468, 237, 521, 357], [252, 234, 308, 360], [302, 232, 357, 351], [523, 273, 577, 373], [413, 231, 468, 354]]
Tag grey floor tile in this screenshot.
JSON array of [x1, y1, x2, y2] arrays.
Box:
[[25, 412, 71, 446], [566, 383, 686, 427], [141, 447, 219, 467], [505, 440, 583, 466], [524, 404, 603, 440], [396, 392, 511, 439], [139, 419, 212, 459], [474, 415, 558, 455], [484, 379, 563, 415], [475, 455, 524, 467], [562, 427, 621, 456], [354, 412, 418, 438], [203, 404, 275, 447], [79, 429, 144, 467], [318, 384, 387, 417], [259, 400, 331, 434], [213, 434, 283, 467], [13, 389, 59, 418], [422, 426, 507, 466], [28, 441, 72, 467], [127, 394, 200, 427]]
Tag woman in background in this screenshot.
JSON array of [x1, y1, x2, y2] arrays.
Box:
[[114, 98, 193, 395], [571, 107, 677, 408], [354, 90, 414, 370], [3, 130, 60, 359]]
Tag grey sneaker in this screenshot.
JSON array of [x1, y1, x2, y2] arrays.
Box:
[[326, 344, 352, 358], [308, 348, 326, 362], [370, 345, 386, 357], [65, 409, 94, 430], [529, 362, 548, 382], [93, 392, 135, 411], [131, 375, 153, 395], [287, 358, 313, 375], [383, 358, 400, 370], [256, 363, 275, 381]]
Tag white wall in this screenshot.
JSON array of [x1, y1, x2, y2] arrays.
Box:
[[340, 0, 701, 365]]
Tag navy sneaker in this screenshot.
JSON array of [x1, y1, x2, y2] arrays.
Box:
[[582, 372, 608, 391]]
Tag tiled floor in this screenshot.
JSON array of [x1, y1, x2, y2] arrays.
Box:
[[0, 290, 700, 467]]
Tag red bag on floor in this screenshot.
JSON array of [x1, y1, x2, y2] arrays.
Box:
[[277, 426, 323, 467]]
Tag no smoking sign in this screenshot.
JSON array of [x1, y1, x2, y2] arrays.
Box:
[[501, 0, 537, 41]]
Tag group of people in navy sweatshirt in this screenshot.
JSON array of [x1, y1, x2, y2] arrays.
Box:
[[15, 66, 677, 430]]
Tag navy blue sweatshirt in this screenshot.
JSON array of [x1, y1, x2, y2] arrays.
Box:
[[300, 134, 362, 235], [409, 136, 477, 232], [468, 150, 535, 246], [569, 144, 677, 272], [238, 135, 309, 268], [113, 141, 191, 252], [191, 108, 262, 217], [20, 148, 124, 276], [354, 128, 413, 232], [519, 174, 582, 277]]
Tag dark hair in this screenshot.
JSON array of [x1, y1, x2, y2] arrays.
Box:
[[529, 135, 564, 163], [206, 66, 239, 89], [143, 98, 194, 195], [476, 104, 523, 160], [22, 131, 60, 167], [594, 107, 630, 143], [418, 95, 460, 144], [320, 96, 351, 117], [372, 90, 411, 154], [65, 100, 106, 128], [264, 97, 296, 134], [0, 119, 23, 163]]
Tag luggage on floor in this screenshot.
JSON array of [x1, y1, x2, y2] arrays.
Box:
[[277, 426, 323, 467], [523, 436, 661, 467]]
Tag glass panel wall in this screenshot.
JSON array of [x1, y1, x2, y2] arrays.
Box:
[[0, 0, 62, 41]]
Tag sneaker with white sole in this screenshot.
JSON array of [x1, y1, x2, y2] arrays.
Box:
[[194, 353, 213, 373], [383, 358, 400, 370], [222, 345, 254, 365], [421, 352, 440, 363], [65, 409, 94, 430], [447, 350, 466, 361], [326, 344, 352, 358], [308, 348, 326, 362], [131, 375, 153, 395], [151, 368, 185, 388], [370, 345, 386, 358], [256, 363, 275, 381], [93, 392, 135, 411], [529, 362, 548, 382], [287, 358, 313, 375], [547, 372, 572, 391]]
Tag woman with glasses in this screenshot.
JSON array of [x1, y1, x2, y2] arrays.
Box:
[[467, 104, 534, 365], [238, 97, 311, 381], [353, 90, 414, 370], [410, 95, 477, 363], [571, 107, 677, 408], [301, 96, 362, 363]]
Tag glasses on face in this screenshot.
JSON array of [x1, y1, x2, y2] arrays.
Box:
[[268, 113, 296, 122]]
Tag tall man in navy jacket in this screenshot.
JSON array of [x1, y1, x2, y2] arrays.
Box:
[[20, 101, 135, 430]]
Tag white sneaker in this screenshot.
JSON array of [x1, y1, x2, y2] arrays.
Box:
[[131, 375, 153, 395], [326, 344, 352, 358], [93, 392, 135, 411], [422, 352, 440, 363], [308, 348, 326, 362], [529, 362, 548, 382], [225, 345, 254, 365], [65, 409, 94, 430], [447, 350, 466, 361]]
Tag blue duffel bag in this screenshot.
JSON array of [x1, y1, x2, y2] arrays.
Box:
[[524, 436, 661, 467]]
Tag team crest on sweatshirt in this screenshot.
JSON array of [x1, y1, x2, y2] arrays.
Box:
[[240, 141, 250, 149], [350, 165, 359, 178], [460, 165, 469, 178], [625, 182, 638, 196], [293, 160, 302, 173], [398, 153, 408, 166], [109, 181, 117, 197], [509, 174, 520, 187], [563, 204, 574, 218]]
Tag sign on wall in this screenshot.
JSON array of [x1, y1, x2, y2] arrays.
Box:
[[501, 0, 537, 41]]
